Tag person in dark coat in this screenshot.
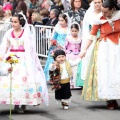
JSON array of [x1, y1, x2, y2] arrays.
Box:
[[81, 0, 89, 10], [46, 9, 59, 26], [40, 8, 50, 25], [113, 0, 120, 10], [44, 0, 60, 13], [31, 11, 43, 26]]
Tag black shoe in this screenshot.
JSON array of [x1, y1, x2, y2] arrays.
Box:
[[112, 100, 118, 109], [21, 105, 27, 111], [14, 105, 24, 113]]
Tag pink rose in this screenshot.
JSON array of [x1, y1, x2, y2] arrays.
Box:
[[14, 101, 20, 105], [1, 101, 7, 104], [27, 101, 33, 105], [37, 92, 41, 98], [33, 94, 37, 98], [22, 77, 27, 82], [18, 45, 24, 50], [25, 93, 29, 98]]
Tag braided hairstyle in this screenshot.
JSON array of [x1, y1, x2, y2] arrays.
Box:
[[71, 23, 79, 31], [13, 14, 26, 27], [59, 14, 68, 23]]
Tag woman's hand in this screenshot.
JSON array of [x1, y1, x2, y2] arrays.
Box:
[[79, 50, 87, 58], [57, 45, 63, 49]]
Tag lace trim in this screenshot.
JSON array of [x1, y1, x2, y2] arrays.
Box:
[[11, 30, 24, 38], [93, 11, 120, 25]]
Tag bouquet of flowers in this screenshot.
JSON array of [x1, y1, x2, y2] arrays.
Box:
[[5, 54, 19, 65], [5, 54, 19, 120]]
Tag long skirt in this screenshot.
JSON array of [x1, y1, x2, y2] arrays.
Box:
[[55, 82, 71, 100], [0, 51, 49, 105], [82, 38, 120, 100], [81, 40, 100, 101]]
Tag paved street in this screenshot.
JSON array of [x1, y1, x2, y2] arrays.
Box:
[[0, 84, 120, 120]]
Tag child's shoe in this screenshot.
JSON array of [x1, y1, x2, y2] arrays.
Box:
[[21, 105, 27, 111], [63, 105, 69, 110], [61, 102, 69, 110]]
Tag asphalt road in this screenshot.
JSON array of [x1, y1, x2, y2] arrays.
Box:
[[0, 84, 120, 120]]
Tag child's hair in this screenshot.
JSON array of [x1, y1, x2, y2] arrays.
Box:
[[71, 23, 79, 31], [53, 49, 66, 60], [59, 14, 68, 23], [13, 14, 26, 27]]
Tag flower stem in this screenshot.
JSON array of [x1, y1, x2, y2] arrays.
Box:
[[9, 64, 12, 120]]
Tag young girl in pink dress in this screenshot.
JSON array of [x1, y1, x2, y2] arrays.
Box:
[[65, 23, 81, 88]]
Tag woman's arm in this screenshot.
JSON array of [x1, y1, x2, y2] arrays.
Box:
[[80, 24, 100, 58], [80, 40, 93, 58]]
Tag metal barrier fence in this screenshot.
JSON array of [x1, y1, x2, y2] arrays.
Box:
[[0, 21, 53, 58], [0, 21, 12, 44], [35, 25, 53, 58]]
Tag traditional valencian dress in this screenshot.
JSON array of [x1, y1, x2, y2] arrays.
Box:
[[82, 11, 120, 101], [0, 27, 49, 105], [44, 23, 70, 81], [77, 3, 100, 87], [65, 34, 81, 88], [49, 60, 72, 102]]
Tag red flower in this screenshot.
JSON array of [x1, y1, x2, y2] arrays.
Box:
[[25, 93, 29, 98], [33, 94, 37, 98], [14, 101, 20, 105], [1, 101, 7, 104], [22, 77, 27, 82], [50, 39, 57, 46], [37, 92, 41, 98], [6, 56, 12, 61]]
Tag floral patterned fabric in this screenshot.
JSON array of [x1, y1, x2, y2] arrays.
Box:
[[81, 40, 100, 101], [0, 29, 49, 105], [82, 11, 120, 100]]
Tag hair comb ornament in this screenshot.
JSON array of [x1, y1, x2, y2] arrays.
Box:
[[20, 17, 24, 20]]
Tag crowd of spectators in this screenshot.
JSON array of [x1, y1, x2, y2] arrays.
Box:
[[0, 0, 91, 26]]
